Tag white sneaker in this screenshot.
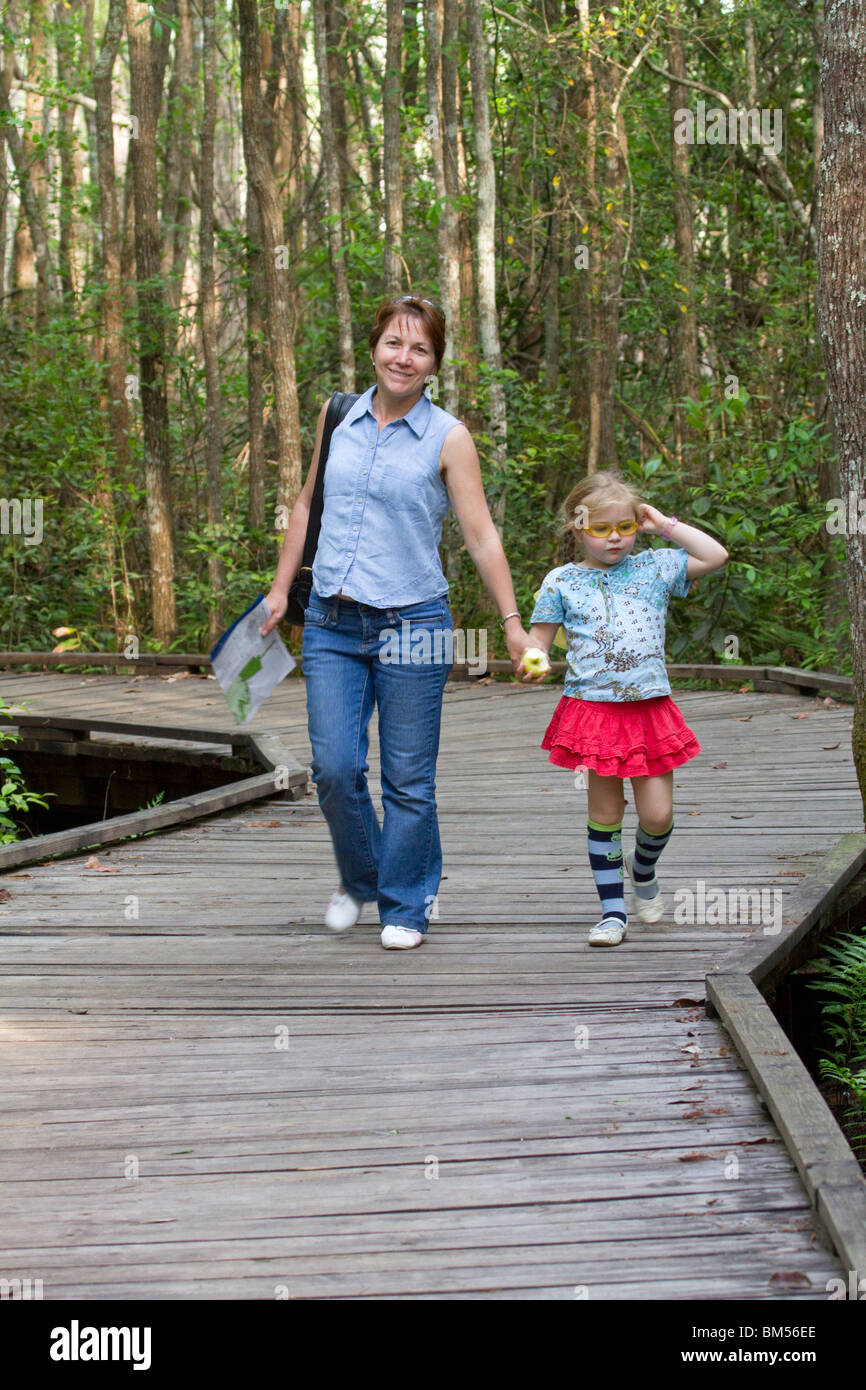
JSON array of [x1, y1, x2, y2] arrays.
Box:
[[381, 925, 424, 949], [588, 917, 627, 947], [623, 851, 665, 923], [324, 888, 363, 932]]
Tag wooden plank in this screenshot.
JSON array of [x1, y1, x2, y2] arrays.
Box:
[[707, 971, 866, 1279], [0, 772, 299, 871], [0, 672, 857, 1299], [723, 833, 866, 986]]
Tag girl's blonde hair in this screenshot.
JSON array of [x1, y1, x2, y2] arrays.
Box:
[[558, 469, 645, 564]]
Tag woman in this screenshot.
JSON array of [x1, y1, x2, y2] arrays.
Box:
[[262, 296, 533, 948]]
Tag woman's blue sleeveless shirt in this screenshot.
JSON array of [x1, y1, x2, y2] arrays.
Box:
[[311, 385, 460, 607]]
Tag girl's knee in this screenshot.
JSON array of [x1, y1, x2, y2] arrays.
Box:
[[639, 816, 673, 836]]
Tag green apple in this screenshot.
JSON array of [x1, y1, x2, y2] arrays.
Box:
[[521, 647, 551, 676]]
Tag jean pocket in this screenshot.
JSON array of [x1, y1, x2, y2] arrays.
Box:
[[303, 605, 329, 627], [392, 602, 450, 627]]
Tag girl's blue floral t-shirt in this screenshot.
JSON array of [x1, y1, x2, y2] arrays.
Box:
[[530, 547, 691, 702]]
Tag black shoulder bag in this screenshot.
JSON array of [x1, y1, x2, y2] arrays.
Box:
[[285, 391, 360, 625]]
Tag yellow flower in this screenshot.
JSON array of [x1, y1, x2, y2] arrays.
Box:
[[507, 235, 514, 244], [638, 259, 648, 269], [553, 175, 561, 187]]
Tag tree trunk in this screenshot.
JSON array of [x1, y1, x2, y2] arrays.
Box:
[[11, 0, 48, 319], [246, 179, 267, 533], [578, 0, 625, 473], [667, 11, 702, 481], [441, 0, 463, 406], [424, 0, 459, 414], [466, 0, 507, 490], [56, 0, 82, 304], [238, 0, 303, 508], [312, 0, 355, 389], [93, 0, 134, 638], [816, 0, 866, 820], [383, 0, 404, 295], [126, 0, 177, 644], [200, 0, 223, 645], [160, 0, 195, 399]]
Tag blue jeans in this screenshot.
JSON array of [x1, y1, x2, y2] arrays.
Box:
[[301, 589, 453, 932]]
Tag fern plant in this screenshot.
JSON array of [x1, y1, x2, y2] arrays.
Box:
[[809, 930, 866, 1154]]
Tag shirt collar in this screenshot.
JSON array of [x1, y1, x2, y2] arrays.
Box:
[[349, 385, 432, 438]]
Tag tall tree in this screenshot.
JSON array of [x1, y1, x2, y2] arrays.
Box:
[[93, 0, 134, 638], [11, 0, 49, 318], [200, 0, 223, 644], [816, 0, 866, 816], [238, 0, 303, 506], [466, 0, 507, 492], [667, 6, 702, 480], [424, 0, 460, 414], [126, 0, 177, 643], [312, 0, 355, 388], [383, 0, 404, 296]]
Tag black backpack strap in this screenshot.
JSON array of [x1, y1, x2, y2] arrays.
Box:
[[301, 391, 360, 571]]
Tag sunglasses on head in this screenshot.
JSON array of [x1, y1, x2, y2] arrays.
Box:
[[397, 294, 443, 317], [581, 518, 639, 538]]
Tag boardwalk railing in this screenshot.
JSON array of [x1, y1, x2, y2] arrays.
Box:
[[0, 651, 854, 697], [707, 833, 866, 1287], [0, 716, 308, 872]]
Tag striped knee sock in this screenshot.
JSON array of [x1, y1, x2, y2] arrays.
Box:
[[587, 819, 626, 925], [632, 818, 674, 899]]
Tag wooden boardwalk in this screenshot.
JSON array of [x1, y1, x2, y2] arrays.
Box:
[[0, 668, 860, 1299]]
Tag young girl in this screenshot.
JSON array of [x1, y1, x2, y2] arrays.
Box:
[[522, 470, 728, 947]]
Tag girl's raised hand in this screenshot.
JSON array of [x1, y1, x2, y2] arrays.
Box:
[[637, 503, 669, 534]]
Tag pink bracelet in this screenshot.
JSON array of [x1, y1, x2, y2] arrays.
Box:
[[662, 515, 679, 539]]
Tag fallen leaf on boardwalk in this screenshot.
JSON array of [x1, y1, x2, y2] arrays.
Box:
[[732, 714, 753, 721], [678, 1152, 711, 1162], [688, 810, 701, 816], [67, 1008, 88, 1014], [0, 889, 12, 902], [822, 744, 840, 750], [711, 761, 727, 769], [741, 1136, 771, 1145], [788, 712, 809, 719], [681, 1044, 702, 1056], [672, 997, 703, 1007], [769, 1271, 811, 1288], [83, 856, 119, 872], [730, 813, 753, 819], [822, 697, 840, 707]]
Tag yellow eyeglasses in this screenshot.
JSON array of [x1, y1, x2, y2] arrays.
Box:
[[583, 518, 639, 539]]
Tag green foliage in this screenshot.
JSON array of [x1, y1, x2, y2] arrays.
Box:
[[809, 930, 866, 1152], [0, 699, 51, 843]]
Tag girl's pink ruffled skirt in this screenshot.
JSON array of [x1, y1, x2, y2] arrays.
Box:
[[541, 694, 700, 778]]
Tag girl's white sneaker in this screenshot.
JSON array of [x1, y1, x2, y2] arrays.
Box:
[[380, 925, 424, 949], [588, 917, 627, 947], [324, 888, 363, 931], [623, 851, 665, 923]]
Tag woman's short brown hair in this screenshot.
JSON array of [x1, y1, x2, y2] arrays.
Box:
[[369, 296, 446, 372]]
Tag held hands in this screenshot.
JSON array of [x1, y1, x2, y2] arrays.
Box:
[[260, 588, 288, 636], [505, 627, 551, 682]]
